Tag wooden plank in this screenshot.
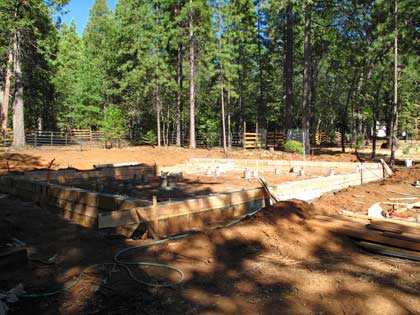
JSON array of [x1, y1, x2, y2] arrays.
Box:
[[366, 221, 420, 235], [48, 198, 99, 218], [259, 177, 279, 204], [380, 158, 393, 176], [56, 208, 97, 228], [357, 241, 420, 261], [382, 231, 420, 243], [98, 208, 140, 228], [136, 188, 265, 221], [310, 218, 420, 252], [383, 201, 420, 209], [150, 198, 263, 222], [115, 223, 140, 238], [338, 210, 420, 229]]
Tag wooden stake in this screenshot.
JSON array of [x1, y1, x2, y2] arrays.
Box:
[[380, 158, 393, 176]]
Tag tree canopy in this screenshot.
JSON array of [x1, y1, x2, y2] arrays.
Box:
[[0, 0, 418, 152]]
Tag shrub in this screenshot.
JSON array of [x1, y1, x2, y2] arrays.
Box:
[[100, 105, 128, 140], [284, 140, 304, 155], [403, 146, 411, 154], [142, 130, 157, 145], [354, 135, 364, 150]]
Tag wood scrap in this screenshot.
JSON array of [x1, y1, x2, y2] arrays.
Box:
[[388, 197, 417, 201], [357, 241, 420, 262], [339, 210, 420, 229], [384, 201, 420, 209], [309, 216, 420, 252], [98, 209, 140, 229], [366, 221, 420, 235], [259, 177, 279, 204], [382, 232, 420, 243], [380, 159, 393, 176]]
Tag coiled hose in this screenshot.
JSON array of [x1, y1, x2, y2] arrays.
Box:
[[19, 209, 261, 298]]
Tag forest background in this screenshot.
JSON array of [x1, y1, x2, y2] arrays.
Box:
[[0, 0, 418, 161]]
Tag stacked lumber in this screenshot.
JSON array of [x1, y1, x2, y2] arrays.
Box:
[[309, 215, 420, 261]]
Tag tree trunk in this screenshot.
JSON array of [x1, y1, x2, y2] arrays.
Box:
[[340, 126, 346, 153], [156, 87, 161, 147], [302, 2, 311, 156], [166, 104, 170, 146], [256, 1, 264, 128], [371, 74, 384, 158], [188, 0, 196, 149], [0, 87, 4, 131], [284, 1, 294, 140], [390, 0, 398, 166], [371, 117, 377, 158], [176, 42, 183, 146], [227, 86, 231, 148], [12, 31, 25, 147], [310, 62, 318, 130], [2, 47, 14, 131], [352, 70, 364, 151], [221, 82, 227, 154]]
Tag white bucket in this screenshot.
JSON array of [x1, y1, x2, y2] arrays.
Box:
[[405, 160, 413, 168]]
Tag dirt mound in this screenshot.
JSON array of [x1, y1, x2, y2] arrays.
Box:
[[254, 199, 317, 224], [391, 166, 420, 183]]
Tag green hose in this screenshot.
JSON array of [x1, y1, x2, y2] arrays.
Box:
[[20, 210, 260, 298]]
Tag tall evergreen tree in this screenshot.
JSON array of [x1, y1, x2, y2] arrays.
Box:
[[53, 21, 83, 129]]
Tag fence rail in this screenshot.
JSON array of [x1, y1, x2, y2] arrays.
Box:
[[0, 128, 351, 149], [1, 129, 116, 148], [166, 131, 243, 148]]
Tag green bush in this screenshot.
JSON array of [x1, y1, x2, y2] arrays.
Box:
[[284, 140, 304, 155], [354, 135, 364, 150], [403, 146, 412, 154], [100, 105, 128, 140], [142, 130, 157, 145]]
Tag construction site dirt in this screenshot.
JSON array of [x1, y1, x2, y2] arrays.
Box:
[[0, 147, 419, 315]]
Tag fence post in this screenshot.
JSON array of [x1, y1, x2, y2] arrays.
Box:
[[65, 132, 68, 145], [34, 131, 37, 147], [50, 132, 53, 146]]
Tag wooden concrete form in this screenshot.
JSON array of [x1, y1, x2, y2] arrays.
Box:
[[0, 159, 385, 238], [25, 164, 157, 184], [0, 166, 154, 230], [95, 165, 382, 237], [186, 158, 381, 173]]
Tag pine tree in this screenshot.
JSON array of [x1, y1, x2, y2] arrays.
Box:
[[53, 21, 83, 130], [81, 0, 113, 124]]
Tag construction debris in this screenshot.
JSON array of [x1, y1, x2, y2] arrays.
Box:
[[310, 214, 420, 261], [367, 203, 385, 218]]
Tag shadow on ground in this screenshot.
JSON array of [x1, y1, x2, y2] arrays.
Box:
[[1, 195, 418, 315], [0, 153, 49, 174]]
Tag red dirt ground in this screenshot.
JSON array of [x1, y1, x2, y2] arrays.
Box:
[[0, 147, 419, 315], [0, 146, 362, 175]]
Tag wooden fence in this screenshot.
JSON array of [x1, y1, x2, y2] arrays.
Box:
[[1, 129, 109, 147], [0, 128, 13, 146], [313, 131, 342, 145], [242, 127, 342, 150]]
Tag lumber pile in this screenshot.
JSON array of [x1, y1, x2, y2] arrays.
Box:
[[309, 214, 420, 261]]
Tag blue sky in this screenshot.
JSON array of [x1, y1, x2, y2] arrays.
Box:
[[60, 0, 118, 35]]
